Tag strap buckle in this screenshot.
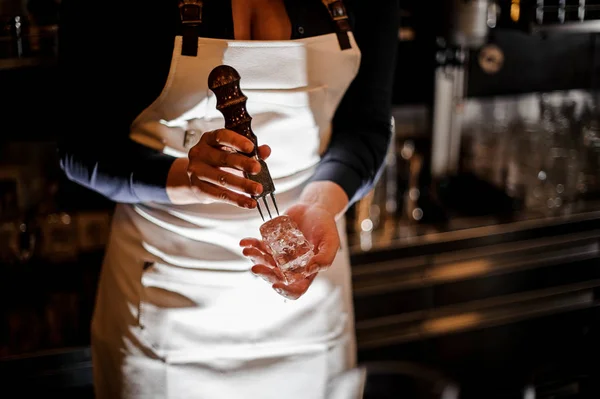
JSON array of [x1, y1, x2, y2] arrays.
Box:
[[178, 0, 204, 57], [321, 0, 352, 50], [179, 0, 203, 25], [322, 0, 349, 22]]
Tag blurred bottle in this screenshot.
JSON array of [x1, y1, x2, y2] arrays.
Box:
[[506, 118, 540, 205], [0, 14, 29, 59], [527, 95, 581, 214], [491, 103, 512, 189], [578, 103, 600, 197], [401, 141, 425, 223], [467, 100, 512, 189], [466, 106, 494, 183]]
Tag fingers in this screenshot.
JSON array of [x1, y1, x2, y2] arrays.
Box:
[[251, 264, 285, 284], [190, 131, 271, 183], [188, 162, 263, 196], [191, 145, 261, 175], [272, 274, 317, 300], [190, 175, 256, 209], [257, 145, 271, 160], [202, 130, 270, 162], [241, 237, 321, 300], [187, 132, 266, 208], [239, 238, 272, 255], [250, 263, 317, 300], [243, 247, 276, 267], [202, 128, 255, 153]]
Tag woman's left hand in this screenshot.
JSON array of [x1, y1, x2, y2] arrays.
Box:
[[239, 203, 340, 300]]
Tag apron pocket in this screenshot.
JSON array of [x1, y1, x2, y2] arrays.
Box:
[[137, 261, 213, 356]]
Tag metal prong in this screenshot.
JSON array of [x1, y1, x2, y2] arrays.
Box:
[[256, 200, 265, 221], [263, 197, 272, 219], [270, 193, 279, 216]]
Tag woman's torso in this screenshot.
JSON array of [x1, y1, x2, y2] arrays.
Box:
[[117, 0, 361, 267]]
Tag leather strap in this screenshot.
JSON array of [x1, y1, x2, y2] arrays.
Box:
[[322, 0, 352, 50], [177, 0, 352, 56], [179, 0, 204, 56]]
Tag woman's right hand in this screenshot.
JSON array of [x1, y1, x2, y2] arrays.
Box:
[[166, 129, 271, 207]]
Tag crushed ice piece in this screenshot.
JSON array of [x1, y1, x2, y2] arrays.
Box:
[[260, 215, 314, 284]]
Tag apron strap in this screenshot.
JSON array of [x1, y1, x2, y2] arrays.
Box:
[[321, 0, 352, 50], [179, 0, 204, 57], [177, 0, 352, 56]]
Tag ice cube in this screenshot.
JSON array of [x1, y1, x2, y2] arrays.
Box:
[[259, 215, 314, 284]]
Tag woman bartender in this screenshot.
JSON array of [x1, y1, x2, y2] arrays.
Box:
[[57, 1, 398, 398]]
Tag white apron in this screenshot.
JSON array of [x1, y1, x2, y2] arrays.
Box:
[[90, 18, 363, 399]]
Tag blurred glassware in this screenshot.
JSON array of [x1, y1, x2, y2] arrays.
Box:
[[33, 181, 77, 263], [577, 104, 600, 197], [0, 217, 38, 265], [403, 147, 424, 223], [76, 211, 111, 253], [466, 101, 512, 189], [37, 211, 78, 263], [352, 119, 398, 250], [532, 96, 581, 214], [0, 14, 27, 59], [465, 92, 589, 215], [466, 113, 494, 184], [506, 119, 540, 203]]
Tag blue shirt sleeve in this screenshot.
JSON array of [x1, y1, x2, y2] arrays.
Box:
[[58, 140, 174, 204], [308, 0, 399, 205]]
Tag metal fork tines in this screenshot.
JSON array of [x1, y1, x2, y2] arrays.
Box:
[[248, 158, 279, 221], [256, 192, 279, 222]]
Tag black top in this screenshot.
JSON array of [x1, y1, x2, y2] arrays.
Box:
[[56, 0, 399, 204]]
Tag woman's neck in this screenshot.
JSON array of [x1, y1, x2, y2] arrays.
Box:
[[231, 0, 291, 40]]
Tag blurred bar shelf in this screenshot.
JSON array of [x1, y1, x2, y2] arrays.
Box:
[[349, 200, 600, 395], [357, 279, 600, 349], [531, 20, 600, 33], [349, 200, 600, 260], [0, 56, 56, 71]]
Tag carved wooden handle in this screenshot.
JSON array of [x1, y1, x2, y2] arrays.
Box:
[[208, 65, 257, 157], [207, 65, 277, 202]]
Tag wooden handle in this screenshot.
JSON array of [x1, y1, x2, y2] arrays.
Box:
[[208, 65, 257, 157]]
